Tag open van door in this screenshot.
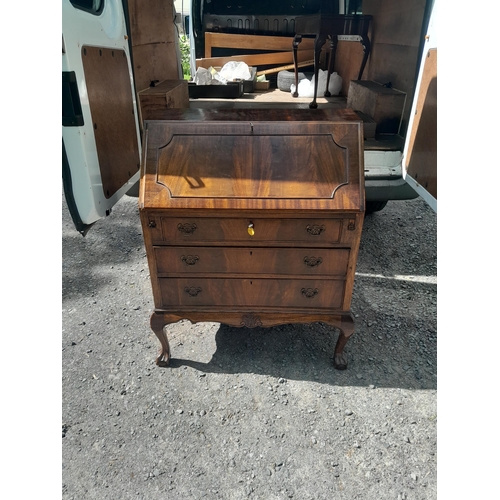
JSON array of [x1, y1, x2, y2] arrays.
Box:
[[402, 0, 437, 212], [62, 0, 141, 235]]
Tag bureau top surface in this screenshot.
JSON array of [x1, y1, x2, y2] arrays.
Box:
[[140, 107, 360, 123], [139, 108, 364, 212]]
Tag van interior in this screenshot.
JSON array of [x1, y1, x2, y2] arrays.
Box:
[[128, 0, 432, 135]]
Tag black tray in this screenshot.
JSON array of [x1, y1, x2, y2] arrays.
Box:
[[188, 81, 244, 99]]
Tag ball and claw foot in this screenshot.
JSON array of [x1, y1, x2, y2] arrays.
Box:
[[333, 352, 348, 370], [156, 348, 171, 367], [333, 323, 353, 370]]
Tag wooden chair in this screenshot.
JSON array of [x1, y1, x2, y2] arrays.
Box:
[[292, 14, 372, 108]]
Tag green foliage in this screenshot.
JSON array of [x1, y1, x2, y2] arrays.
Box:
[[179, 35, 191, 81]]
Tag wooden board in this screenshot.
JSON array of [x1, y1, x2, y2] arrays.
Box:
[[333, 40, 366, 96], [256, 60, 314, 76], [132, 42, 180, 93], [204, 32, 315, 58], [405, 48, 437, 200], [196, 50, 313, 69], [81, 46, 140, 199], [127, 0, 180, 93], [127, 0, 176, 45]]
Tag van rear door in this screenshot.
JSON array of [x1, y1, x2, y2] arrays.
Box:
[[402, 0, 437, 212], [62, 0, 141, 234]]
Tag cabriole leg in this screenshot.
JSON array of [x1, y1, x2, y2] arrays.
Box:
[[150, 313, 171, 367], [324, 36, 338, 97], [309, 34, 328, 109], [292, 34, 302, 98], [333, 316, 355, 370]]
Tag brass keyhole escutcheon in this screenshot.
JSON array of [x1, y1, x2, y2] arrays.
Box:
[[247, 222, 255, 237]]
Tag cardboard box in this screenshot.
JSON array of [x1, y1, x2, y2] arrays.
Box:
[[347, 80, 406, 134], [255, 80, 270, 91], [243, 67, 257, 93], [138, 80, 189, 122]]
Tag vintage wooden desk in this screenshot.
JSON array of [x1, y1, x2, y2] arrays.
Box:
[[139, 108, 365, 369]]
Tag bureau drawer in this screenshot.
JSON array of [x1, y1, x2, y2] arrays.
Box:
[[158, 278, 345, 309], [154, 247, 350, 276], [159, 218, 344, 244]]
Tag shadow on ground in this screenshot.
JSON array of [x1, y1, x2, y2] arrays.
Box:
[[161, 297, 437, 391]]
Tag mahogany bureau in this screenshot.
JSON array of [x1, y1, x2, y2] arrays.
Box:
[[139, 108, 365, 369]]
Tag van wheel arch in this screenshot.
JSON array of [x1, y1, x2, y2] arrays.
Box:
[[365, 200, 388, 215]]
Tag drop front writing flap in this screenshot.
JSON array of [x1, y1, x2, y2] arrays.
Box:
[[139, 109, 364, 212], [156, 132, 348, 199]]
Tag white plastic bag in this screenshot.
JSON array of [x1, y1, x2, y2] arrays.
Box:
[[326, 71, 342, 95], [193, 66, 227, 85], [290, 78, 315, 97], [194, 62, 251, 85], [290, 70, 342, 97], [218, 61, 251, 82], [193, 67, 213, 86]]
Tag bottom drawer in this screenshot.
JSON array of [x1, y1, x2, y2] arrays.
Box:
[[158, 278, 345, 309]]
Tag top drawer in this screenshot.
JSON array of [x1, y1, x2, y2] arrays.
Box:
[[156, 217, 348, 245]]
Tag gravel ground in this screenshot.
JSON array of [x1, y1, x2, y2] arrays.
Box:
[[62, 193, 437, 500]]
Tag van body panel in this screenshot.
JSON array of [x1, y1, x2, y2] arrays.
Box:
[[402, 0, 437, 211], [62, 0, 142, 232]]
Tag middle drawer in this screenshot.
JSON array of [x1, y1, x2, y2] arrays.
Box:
[[153, 246, 350, 276]]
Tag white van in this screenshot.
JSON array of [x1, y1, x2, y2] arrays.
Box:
[[62, 0, 436, 234]]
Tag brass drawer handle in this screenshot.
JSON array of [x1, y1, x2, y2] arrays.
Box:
[[306, 224, 325, 236], [177, 222, 197, 235], [181, 255, 199, 266], [301, 287, 319, 298], [184, 286, 202, 297], [304, 256, 322, 268]]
